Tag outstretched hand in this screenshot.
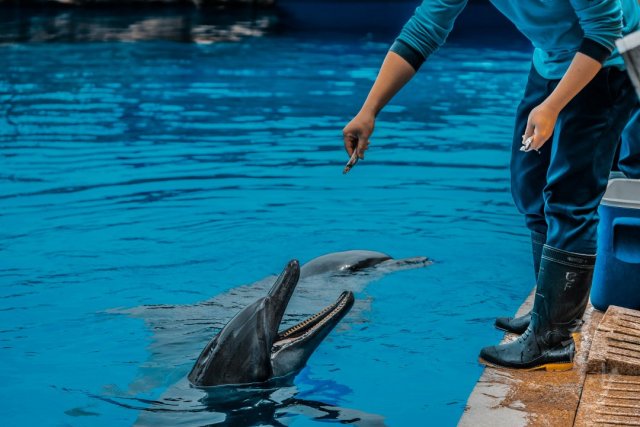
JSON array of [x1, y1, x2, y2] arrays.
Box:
[[343, 111, 375, 159]]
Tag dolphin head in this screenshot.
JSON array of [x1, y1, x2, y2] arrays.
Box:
[[188, 260, 354, 387]]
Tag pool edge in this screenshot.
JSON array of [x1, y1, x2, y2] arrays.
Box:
[[458, 289, 603, 427]]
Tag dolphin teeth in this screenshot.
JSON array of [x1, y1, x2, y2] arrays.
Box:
[[276, 293, 350, 341]]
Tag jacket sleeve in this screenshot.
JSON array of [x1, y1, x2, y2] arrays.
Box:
[[389, 0, 469, 71], [569, 0, 624, 63]]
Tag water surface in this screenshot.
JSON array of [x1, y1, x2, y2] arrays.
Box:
[[1, 24, 534, 426]]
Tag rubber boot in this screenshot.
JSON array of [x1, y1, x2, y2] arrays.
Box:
[[479, 245, 596, 371], [494, 231, 546, 334]]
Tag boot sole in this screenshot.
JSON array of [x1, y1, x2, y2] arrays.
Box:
[[494, 325, 527, 334], [478, 357, 573, 372]]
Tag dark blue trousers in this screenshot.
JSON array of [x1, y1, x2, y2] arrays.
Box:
[[510, 65, 638, 254], [619, 107, 640, 178]]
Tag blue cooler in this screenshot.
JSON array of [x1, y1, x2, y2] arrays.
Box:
[[591, 179, 640, 311]]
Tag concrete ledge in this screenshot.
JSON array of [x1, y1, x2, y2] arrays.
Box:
[[459, 290, 603, 427], [587, 306, 640, 375]]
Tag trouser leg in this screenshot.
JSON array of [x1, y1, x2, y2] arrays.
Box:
[[618, 106, 640, 179], [495, 66, 552, 335], [544, 67, 638, 254], [510, 65, 552, 237]]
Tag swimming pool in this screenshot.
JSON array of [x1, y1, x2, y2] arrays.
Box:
[[1, 13, 534, 426]]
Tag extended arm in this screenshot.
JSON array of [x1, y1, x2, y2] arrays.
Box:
[[343, 0, 468, 158], [342, 52, 415, 158]]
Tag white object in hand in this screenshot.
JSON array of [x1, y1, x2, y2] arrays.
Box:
[[520, 136, 534, 152]]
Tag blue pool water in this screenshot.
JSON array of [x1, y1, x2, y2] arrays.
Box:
[[1, 20, 534, 426]]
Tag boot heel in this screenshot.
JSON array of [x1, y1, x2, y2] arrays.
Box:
[[541, 362, 573, 372]]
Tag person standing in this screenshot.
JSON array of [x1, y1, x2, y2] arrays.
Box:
[[342, 0, 640, 370]]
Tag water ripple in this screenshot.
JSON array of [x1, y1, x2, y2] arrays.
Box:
[[0, 33, 534, 426]]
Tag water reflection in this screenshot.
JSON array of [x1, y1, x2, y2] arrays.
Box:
[[68, 378, 386, 426], [0, 5, 277, 44], [0, 2, 527, 44]]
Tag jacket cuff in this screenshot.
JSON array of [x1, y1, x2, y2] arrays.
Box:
[[578, 38, 613, 63], [389, 39, 426, 71]]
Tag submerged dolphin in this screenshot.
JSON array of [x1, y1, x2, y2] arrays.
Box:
[[188, 259, 355, 387], [299, 250, 393, 276]]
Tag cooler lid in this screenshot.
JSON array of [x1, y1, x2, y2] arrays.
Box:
[[602, 178, 640, 209]]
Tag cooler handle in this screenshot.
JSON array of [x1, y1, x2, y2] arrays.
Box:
[[612, 217, 640, 264]]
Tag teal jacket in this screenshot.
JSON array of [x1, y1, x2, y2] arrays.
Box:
[[390, 0, 640, 79]]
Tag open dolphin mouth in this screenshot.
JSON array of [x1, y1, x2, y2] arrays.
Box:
[[272, 291, 354, 352], [187, 259, 358, 387]]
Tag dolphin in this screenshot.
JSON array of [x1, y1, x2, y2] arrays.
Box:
[[117, 250, 429, 395], [188, 259, 355, 387], [99, 250, 430, 426]]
